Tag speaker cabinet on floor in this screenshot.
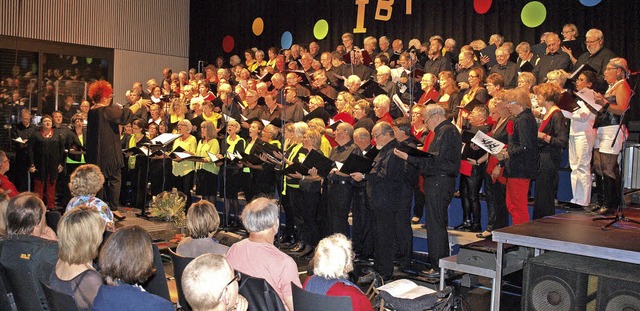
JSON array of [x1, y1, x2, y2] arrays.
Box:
[[522, 251, 640, 311]]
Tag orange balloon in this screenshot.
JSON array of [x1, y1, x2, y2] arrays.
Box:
[[252, 18, 264, 36]]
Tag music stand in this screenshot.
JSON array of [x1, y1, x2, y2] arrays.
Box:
[[137, 133, 180, 218], [593, 87, 640, 229]]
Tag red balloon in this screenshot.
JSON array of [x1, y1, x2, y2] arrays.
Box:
[[474, 0, 492, 14], [222, 36, 235, 53]]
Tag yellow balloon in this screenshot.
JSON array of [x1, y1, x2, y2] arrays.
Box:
[[252, 18, 264, 36], [314, 20, 329, 40]]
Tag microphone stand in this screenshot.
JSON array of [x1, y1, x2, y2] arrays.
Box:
[[593, 82, 640, 229]]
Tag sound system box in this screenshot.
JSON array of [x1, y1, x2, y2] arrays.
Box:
[[522, 251, 640, 311]]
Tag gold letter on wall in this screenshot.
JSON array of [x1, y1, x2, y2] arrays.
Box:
[[354, 0, 368, 33], [375, 0, 394, 21]]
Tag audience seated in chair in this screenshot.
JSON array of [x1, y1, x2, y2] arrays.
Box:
[[91, 225, 173, 311], [177, 200, 229, 257], [182, 253, 248, 311], [303, 233, 373, 311], [0, 192, 59, 310], [48, 205, 105, 310], [65, 164, 116, 231], [226, 197, 302, 311]]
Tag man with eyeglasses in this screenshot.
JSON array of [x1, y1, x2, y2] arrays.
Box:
[[351, 122, 403, 281], [572, 28, 616, 93], [182, 254, 248, 311], [532, 32, 571, 84], [394, 104, 461, 278], [489, 47, 518, 89]]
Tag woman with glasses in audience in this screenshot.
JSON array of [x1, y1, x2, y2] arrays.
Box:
[[92, 226, 173, 310], [50, 206, 105, 310], [591, 57, 632, 215]]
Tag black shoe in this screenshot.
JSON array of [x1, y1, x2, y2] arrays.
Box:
[[419, 268, 441, 278], [112, 210, 126, 221]]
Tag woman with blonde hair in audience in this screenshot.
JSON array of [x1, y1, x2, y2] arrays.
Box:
[[49, 205, 105, 310], [437, 71, 461, 119], [92, 226, 173, 310], [532, 82, 568, 219], [303, 233, 373, 311], [177, 200, 228, 258], [195, 121, 220, 204], [66, 164, 117, 231]]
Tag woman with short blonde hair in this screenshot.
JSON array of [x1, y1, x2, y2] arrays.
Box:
[[50, 205, 105, 310], [177, 200, 228, 258]]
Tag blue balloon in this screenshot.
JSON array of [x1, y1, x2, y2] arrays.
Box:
[[281, 31, 293, 49], [579, 0, 601, 7]]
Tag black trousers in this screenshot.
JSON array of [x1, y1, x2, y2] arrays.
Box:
[[327, 182, 355, 237], [352, 187, 374, 256], [424, 176, 456, 269], [533, 152, 560, 219], [98, 170, 121, 211], [395, 187, 414, 267], [483, 172, 508, 231], [299, 187, 321, 246], [372, 207, 397, 278], [174, 171, 194, 210], [460, 165, 485, 226], [287, 187, 305, 242]]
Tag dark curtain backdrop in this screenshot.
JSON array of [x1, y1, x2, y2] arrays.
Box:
[[190, 0, 640, 71]]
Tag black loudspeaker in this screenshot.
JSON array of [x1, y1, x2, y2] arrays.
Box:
[[522, 252, 598, 310], [596, 276, 640, 311], [523, 252, 640, 311]]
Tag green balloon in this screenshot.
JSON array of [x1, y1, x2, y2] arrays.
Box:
[[521, 1, 546, 28], [314, 20, 329, 40]]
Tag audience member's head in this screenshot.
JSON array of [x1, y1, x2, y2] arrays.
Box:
[[58, 205, 105, 265], [182, 254, 242, 311], [6, 192, 46, 236], [241, 197, 279, 234], [99, 225, 154, 286], [69, 164, 105, 197], [312, 233, 355, 279], [186, 200, 220, 239]]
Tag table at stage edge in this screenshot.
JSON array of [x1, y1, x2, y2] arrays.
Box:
[[489, 213, 640, 311]]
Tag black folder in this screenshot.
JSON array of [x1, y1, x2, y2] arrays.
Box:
[[360, 80, 387, 98], [302, 149, 334, 177], [397, 144, 433, 158], [339, 153, 374, 174], [461, 130, 485, 160], [556, 91, 580, 113], [519, 61, 534, 73]]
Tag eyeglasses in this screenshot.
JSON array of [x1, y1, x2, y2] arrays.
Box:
[[585, 39, 599, 44], [217, 271, 241, 301], [604, 67, 618, 72], [507, 101, 518, 105], [373, 132, 384, 139]]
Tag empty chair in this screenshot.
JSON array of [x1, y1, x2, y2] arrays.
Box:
[[41, 282, 79, 311], [168, 248, 195, 311], [292, 282, 353, 311], [141, 243, 171, 302]]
